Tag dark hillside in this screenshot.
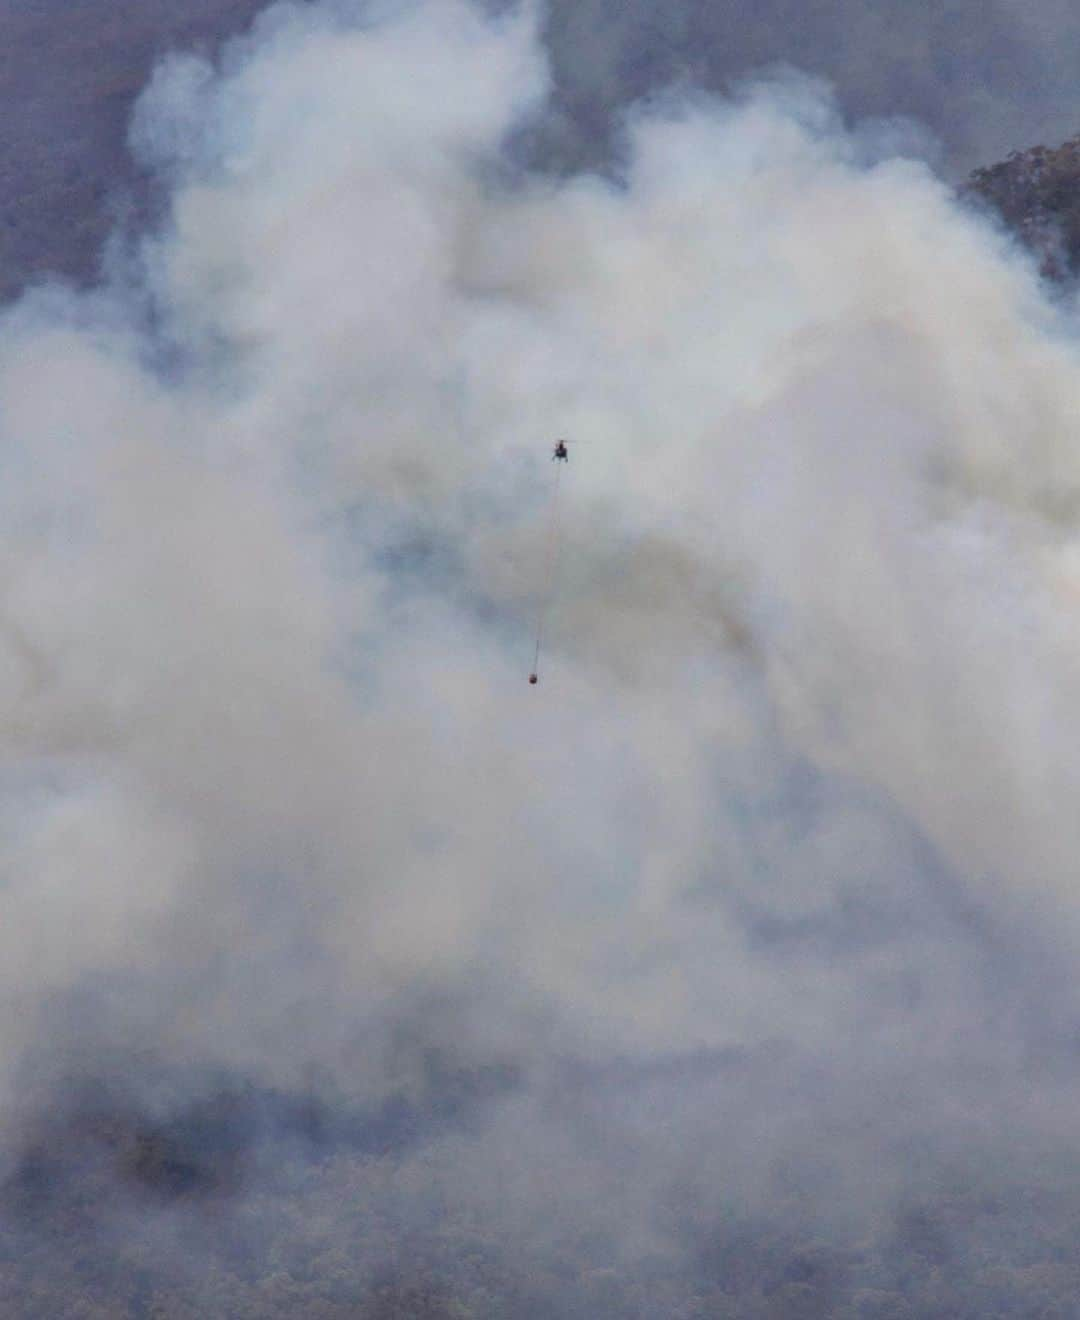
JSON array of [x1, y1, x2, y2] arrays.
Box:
[[966, 135, 1080, 280]]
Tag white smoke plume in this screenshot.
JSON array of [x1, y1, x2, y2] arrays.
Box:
[[5, 0, 1080, 1296]]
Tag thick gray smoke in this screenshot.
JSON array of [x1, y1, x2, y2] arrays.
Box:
[[6, 0, 1080, 1311]]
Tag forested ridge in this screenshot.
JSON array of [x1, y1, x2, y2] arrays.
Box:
[[967, 135, 1080, 281]]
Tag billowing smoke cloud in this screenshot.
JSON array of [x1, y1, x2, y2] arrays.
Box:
[[5, 0, 1080, 1311]]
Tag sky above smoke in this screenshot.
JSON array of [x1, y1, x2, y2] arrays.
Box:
[[537, 0, 1080, 176], [6, 0, 1080, 1286], [7, 0, 1080, 302]]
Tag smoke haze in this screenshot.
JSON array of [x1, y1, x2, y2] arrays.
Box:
[[6, 0, 1080, 1312]]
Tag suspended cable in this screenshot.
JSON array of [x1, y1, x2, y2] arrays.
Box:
[[529, 441, 569, 685]]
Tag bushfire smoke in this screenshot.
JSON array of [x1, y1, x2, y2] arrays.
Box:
[[4, 1, 1080, 1313]]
